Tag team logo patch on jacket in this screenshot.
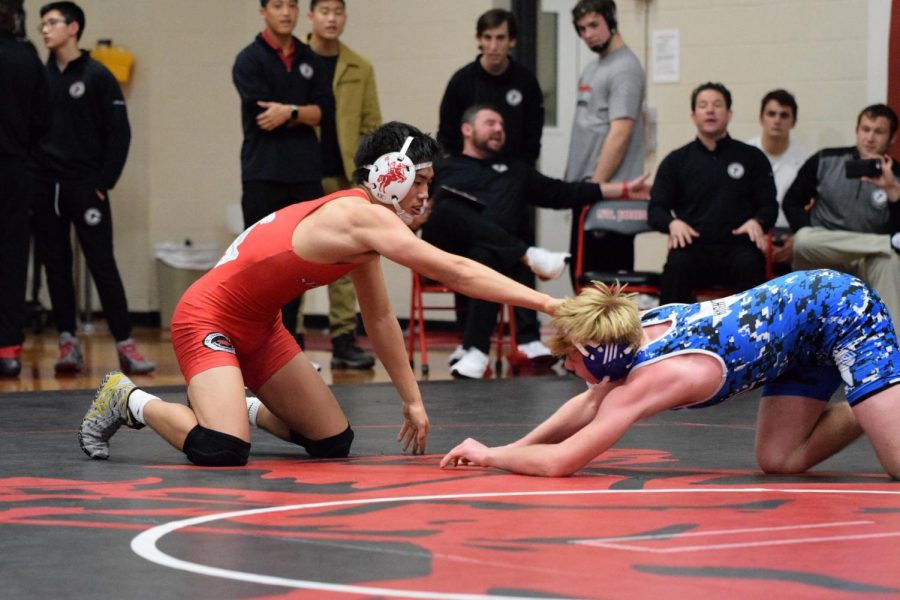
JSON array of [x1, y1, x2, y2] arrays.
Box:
[[203, 333, 236, 354], [69, 81, 85, 98]]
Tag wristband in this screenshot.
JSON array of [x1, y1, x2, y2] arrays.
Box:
[[290, 104, 298, 121], [621, 181, 630, 199]]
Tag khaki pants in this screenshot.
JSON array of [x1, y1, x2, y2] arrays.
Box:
[[297, 176, 359, 338], [793, 226, 900, 332]]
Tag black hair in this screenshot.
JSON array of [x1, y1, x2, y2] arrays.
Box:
[[571, 0, 617, 33], [460, 103, 503, 127], [0, 0, 22, 33], [691, 82, 732, 111], [352, 122, 440, 184], [759, 89, 798, 122], [309, 0, 344, 10], [258, 0, 302, 7], [476, 8, 517, 40], [39, 1, 83, 40], [857, 104, 898, 138]]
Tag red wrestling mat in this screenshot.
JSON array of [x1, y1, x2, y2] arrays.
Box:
[[5, 454, 899, 599]]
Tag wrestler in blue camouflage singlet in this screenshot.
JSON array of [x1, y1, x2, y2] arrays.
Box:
[[633, 269, 900, 407]]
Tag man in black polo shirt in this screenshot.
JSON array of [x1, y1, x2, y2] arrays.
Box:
[[648, 82, 777, 304], [233, 0, 334, 345]]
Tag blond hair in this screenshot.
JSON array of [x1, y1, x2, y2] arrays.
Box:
[[548, 281, 643, 356]]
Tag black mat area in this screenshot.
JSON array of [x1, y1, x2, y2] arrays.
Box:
[[0, 374, 884, 478], [0, 376, 891, 599]]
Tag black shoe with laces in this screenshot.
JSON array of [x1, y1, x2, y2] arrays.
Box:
[[330, 333, 375, 370]]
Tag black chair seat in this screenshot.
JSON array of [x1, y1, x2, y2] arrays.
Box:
[[578, 270, 662, 287]]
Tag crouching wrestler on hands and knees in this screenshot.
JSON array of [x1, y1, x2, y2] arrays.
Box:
[[78, 122, 563, 467], [442, 269, 900, 478]]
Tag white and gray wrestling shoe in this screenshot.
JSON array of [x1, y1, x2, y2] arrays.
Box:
[[78, 371, 144, 460]]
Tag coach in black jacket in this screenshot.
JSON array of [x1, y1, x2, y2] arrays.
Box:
[[648, 83, 777, 305], [424, 105, 604, 379]]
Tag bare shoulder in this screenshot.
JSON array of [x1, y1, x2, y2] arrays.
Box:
[[628, 353, 722, 410]]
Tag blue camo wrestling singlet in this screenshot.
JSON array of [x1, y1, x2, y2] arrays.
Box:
[[633, 269, 900, 407]]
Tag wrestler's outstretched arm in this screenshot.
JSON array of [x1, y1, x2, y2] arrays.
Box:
[[357, 209, 562, 316], [507, 382, 619, 448], [441, 381, 651, 476], [350, 259, 429, 455]]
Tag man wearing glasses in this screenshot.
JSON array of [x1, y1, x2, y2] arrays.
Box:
[[33, 1, 155, 375]]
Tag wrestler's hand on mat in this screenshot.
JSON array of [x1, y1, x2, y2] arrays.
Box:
[[398, 401, 430, 454], [440, 438, 491, 469]]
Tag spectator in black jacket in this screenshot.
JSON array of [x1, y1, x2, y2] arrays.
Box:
[[33, 1, 154, 375], [233, 0, 334, 350], [424, 105, 649, 379], [648, 82, 777, 304], [437, 9, 544, 163], [0, 0, 49, 377]]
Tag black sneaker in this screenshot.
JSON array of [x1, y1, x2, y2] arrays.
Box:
[[331, 333, 375, 370]]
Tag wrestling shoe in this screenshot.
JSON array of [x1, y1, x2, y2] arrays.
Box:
[[78, 371, 144, 460], [55, 332, 84, 373], [117, 338, 156, 374], [331, 333, 375, 370], [517, 340, 558, 369], [525, 247, 570, 280], [450, 347, 490, 379], [0, 345, 22, 377], [448, 345, 466, 367]]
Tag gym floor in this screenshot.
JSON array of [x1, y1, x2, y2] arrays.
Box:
[[2, 365, 899, 599]]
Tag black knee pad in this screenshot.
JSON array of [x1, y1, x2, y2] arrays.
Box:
[[183, 425, 251, 467], [289, 424, 354, 458]]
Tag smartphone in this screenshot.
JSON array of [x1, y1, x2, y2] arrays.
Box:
[[844, 158, 882, 179]]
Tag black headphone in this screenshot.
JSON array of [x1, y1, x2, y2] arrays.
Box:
[[573, 0, 618, 36]]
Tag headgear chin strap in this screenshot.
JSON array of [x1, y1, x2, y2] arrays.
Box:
[[364, 136, 432, 224], [574, 341, 635, 382]]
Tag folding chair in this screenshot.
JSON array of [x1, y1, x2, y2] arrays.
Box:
[[406, 271, 522, 377], [573, 200, 661, 295]]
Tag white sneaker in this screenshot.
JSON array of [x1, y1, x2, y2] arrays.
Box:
[[517, 340, 552, 359], [448, 345, 466, 366], [516, 340, 558, 369], [450, 347, 490, 379], [525, 247, 570, 280]]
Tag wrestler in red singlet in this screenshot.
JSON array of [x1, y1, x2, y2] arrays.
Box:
[[171, 190, 364, 390]]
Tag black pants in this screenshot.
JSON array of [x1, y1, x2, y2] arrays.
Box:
[[31, 179, 132, 341], [422, 198, 540, 353], [241, 180, 324, 336], [660, 240, 766, 305], [0, 159, 32, 347]]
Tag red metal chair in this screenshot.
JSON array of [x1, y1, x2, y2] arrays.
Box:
[[406, 271, 523, 377], [573, 200, 662, 295]]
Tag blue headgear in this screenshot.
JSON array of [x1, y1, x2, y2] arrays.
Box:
[[574, 341, 635, 382]]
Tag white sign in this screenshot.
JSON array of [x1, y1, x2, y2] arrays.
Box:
[[652, 29, 680, 84]]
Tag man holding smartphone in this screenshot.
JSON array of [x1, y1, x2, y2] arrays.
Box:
[[783, 103, 900, 330]]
